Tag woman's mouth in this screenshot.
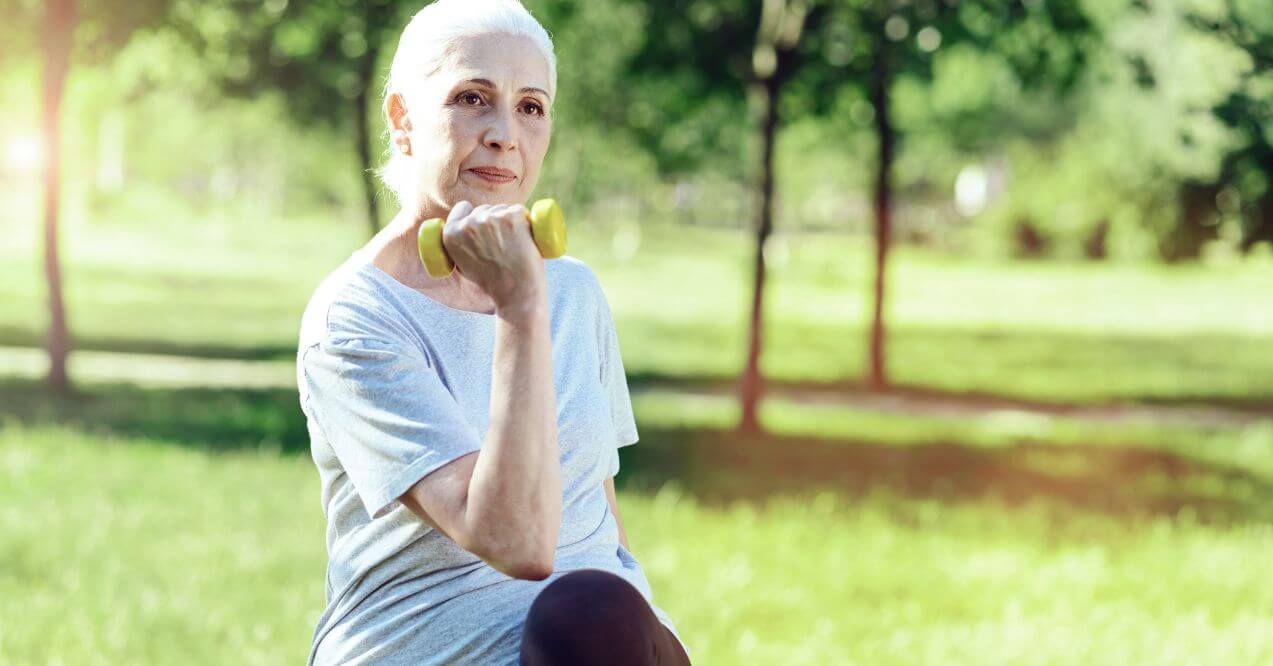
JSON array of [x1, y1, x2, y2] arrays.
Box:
[[466, 167, 517, 184]]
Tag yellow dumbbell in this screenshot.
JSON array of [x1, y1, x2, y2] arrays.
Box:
[[417, 198, 567, 278]]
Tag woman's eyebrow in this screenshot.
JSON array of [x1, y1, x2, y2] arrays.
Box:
[[461, 78, 549, 98]]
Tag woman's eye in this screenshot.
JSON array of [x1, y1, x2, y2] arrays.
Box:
[[522, 101, 545, 116], [458, 91, 484, 106]]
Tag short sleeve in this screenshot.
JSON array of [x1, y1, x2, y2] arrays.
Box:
[[597, 286, 639, 477], [302, 334, 483, 520]]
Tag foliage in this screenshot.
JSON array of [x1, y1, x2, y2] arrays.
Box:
[[0, 0, 1269, 256], [1184, 0, 1273, 251], [0, 0, 175, 66], [164, 0, 401, 129]]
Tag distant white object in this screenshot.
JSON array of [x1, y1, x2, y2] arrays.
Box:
[[955, 165, 989, 217]]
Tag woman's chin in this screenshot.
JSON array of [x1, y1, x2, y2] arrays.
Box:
[[451, 187, 523, 207]]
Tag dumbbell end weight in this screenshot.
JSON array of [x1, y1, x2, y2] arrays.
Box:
[[417, 216, 454, 278], [529, 198, 568, 260]]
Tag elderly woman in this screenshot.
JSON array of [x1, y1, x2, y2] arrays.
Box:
[[295, 1, 691, 664]]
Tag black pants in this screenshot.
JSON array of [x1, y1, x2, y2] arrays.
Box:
[[519, 568, 692, 665]]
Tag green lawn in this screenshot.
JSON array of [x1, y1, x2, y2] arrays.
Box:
[[3, 414, 1270, 665], [3, 196, 1271, 405], [2, 374, 1272, 664]]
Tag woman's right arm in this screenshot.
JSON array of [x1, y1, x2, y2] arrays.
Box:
[[398, 202, 562, 581]]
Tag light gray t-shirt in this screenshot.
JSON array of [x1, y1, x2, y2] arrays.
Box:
[[296, 249, 688, 665]]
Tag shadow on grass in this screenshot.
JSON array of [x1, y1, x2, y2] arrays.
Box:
[[627, 323, 1273, 412], [0, 379, 308, 453], [625, 374, 1273, 418], [2, 378, 1269, 523], [0, 326, 296, 361], [621, 425, 1273, 524]]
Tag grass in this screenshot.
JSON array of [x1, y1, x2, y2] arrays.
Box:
[[1, 425, 323, 663], [1, 375, 1272, 663], [2, 413, 1270, 665], [3, 195, 1272, 405]]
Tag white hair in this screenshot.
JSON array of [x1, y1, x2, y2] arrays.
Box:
[[377, 0, 557, 207]]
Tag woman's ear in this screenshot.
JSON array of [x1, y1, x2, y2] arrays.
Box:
[[385, 92, 411, 130], [385, 92, 413, 155]]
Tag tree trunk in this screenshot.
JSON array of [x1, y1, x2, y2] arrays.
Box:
[[42, 0, 75, 395], [737, 74, 781, 434], [355, 47, 381, 238], [867, 39, 894, 390]]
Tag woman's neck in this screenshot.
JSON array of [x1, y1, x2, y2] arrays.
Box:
[[366, 205, 497, 314]]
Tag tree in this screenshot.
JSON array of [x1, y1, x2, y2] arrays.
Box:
[[795, 1, 1094, 390], [1185, 0, 1273, 253], [738, 0, 819, 431], [623, 0, 1095, 431], [171, 0, 406, 237], [41, 0, 74, 395], [620, 0, 818, 433], [8, 0, 176, 394]]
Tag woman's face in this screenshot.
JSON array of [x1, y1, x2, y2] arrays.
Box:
[[390, 32, 553, 212]]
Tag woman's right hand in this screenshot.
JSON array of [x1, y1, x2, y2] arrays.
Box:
[[440, 200, 547, 310]]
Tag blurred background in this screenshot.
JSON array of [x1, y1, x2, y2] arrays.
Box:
[[2, 0, 1271, 663]]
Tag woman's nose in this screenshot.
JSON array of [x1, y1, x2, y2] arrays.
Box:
[[482, 107, 517, 151]]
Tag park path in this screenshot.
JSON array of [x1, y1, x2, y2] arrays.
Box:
[[0, 345, 1267, 430]]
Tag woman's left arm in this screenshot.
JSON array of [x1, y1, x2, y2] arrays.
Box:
[[604, 477, 630, 550]]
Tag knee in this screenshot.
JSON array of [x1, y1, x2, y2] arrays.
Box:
[[520, 569, 660, 666], [524, 569, 649, 635]]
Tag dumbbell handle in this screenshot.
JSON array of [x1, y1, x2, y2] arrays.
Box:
[[417, 198, 567, 278]]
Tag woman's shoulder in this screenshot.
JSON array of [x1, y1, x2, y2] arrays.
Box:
[[547, 254, 600, 288], [298, 253, 411, 352], [546, 255, 608, 307]]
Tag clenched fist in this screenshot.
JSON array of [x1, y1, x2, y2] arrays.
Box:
[[440, 200, 547, 309]]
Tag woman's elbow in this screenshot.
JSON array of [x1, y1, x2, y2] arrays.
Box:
[[466, 519, 558, 581], [479, 543, 555, 581], [505, 558, 555, 581]]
